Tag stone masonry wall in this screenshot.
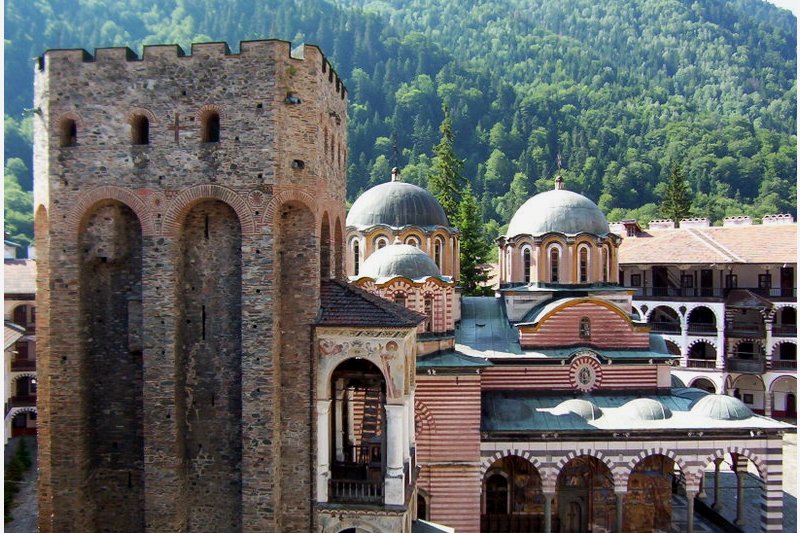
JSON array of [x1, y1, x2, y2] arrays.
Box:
[[34, 40, 348, 532]]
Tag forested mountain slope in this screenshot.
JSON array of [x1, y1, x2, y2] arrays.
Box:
[[4, 0, 796, 246]]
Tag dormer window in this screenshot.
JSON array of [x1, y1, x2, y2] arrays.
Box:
[[201, 111, 220, 143], [580, 317, 591, 339], [61, 118, 77, 147], [131, 115, 150, 145]]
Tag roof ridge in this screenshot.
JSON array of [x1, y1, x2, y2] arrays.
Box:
[[686, 228, 744, 262]]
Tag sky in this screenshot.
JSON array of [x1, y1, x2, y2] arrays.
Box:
[[765, 0, 799, 16]]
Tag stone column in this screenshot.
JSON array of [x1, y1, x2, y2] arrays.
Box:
[[384, 404, 406, 505], [715, 327, 726, 370], [334, 385, 345, 461], [686, 490, 697, 533], [765, 392, 773, 418], [734, 457, 748, 526], [698, 474, 707, 499], [402, 396, 411, 464], [615, 491, 626, 533], [712, 458, 723, 510], [316, 400, 331, 502], [543, 492, 555, 533], [762, 442, 784, 532]]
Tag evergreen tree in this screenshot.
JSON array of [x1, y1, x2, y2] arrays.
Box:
[[455, 183, 492, 295], [660, 163, 692, 226], [428, 105, 463, 218]]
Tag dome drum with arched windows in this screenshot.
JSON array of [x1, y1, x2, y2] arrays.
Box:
[[346, 168, 460, 280], [498, 177, 621, 289]]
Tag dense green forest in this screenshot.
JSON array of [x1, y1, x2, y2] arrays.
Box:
[[4, 0, 797, 247]]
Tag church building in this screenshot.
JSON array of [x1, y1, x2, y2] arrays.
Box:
[[33, 40, 789, 533]]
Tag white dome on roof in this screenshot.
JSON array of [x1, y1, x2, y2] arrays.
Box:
[[359, 244, 442, 280], [552, 399, 603, 421], [621, 398, 672, 420], [506, 188, 609, 238], [690, 394, 753, 421], [346, 180, 449, 229]]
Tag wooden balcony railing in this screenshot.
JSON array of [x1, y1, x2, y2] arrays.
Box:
[[328, 479, 383, 504], [648, 321, 681, 334], [773, 325, 797, 337], [9, 395, 36, 407], [770, 360, 797, 371], [726, 358, 765, 373], [10, 359, 36, 372], [686, 358, 716, 369], [687, 323, 717, 335]]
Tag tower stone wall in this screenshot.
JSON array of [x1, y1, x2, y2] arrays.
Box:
[[34, 40, 347, 532]]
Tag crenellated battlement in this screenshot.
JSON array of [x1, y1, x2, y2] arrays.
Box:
[[38, 39, 347, 98]]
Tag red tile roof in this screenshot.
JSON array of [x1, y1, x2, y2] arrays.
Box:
[[4, 259, 36, 295], [4, 321, 26, 350], [618, 224, 797, 265], [318, 280, 426, 328]]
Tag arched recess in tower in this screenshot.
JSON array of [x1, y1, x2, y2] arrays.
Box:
[[176, 199, 242, 532], [275, 200, 318, 530], [78, 200, 144, 530]]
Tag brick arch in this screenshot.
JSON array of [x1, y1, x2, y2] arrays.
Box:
[[731, 337, 764, 351], [10, 372, 36, 384], [770, 339, 797, 357], [768, 374, 796, 394], [67, 186, 155, 237], [694, 446, 768, 483], [627, 448, 688, 477], [321, 518, 382, 533], [56, 110, 85, 129], [126, 107, 158, 124], [194, 103, 226, 122], [644, 303, 681, 323], [687, 338, 716, 351], [554, 448, 615, 473], [263, 190, 317, 226], [162, 185, 255, 236], [7, 406, 37, 419], [414, 399, 437, 435], [481, 449, 544, 476], [686, 304, 722, 328]]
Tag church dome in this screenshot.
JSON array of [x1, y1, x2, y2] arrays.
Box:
[[346, 179, 449, 229], [506, 188, 609, 238], [359, 244, 442, 280], [552, 399, 603, 421], [620, 398, 672, 420], [690, 394, 753, 421]]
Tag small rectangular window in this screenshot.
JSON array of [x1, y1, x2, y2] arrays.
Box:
[[725, 274, 738, 289], [630, 274, 642, 287], [758, 274, 772, 289]]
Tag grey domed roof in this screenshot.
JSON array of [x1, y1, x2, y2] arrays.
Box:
[[620, 398, 672, 420], [507, 189, 609, 237], [690, 394, 753, 421], [359, 244, 442, 280], [347, 181, 450, 229], [552, 399, 603, 421]]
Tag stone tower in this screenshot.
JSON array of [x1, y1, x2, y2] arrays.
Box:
[[33, 40, 348, 532]]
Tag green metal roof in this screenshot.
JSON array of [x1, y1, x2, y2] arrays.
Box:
[[416, 351, 493, 369], [481, 389, 792, 434]]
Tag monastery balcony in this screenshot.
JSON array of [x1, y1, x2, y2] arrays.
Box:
[[328, 479, 384, 504], [632, 286, 796, 301], [9, 395, 36, 408], [770, 359, 797, 371], [726, 357, 766, 374], [725, 323, 765, 337], [686, 358, 717, 369], [687, 323, 717, 335], [648, 321, 681, 334], [773, 325, 797, 337], [10, 359, 36, 372]]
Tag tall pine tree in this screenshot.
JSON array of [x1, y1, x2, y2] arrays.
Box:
[[428, 105, 462, 218], [456, 183, 492, 295], [660, 163, 691, 226]]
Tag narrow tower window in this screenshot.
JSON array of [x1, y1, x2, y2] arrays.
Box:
[[579, 248, 589, 283], [131, 115, 150, 145], [61, 118, 78, 147], [202, 111, 220, 143], [353, 240, 360, 276], [424, 296, 434, 332], [550, 248, 560, 283], [523, 248, 532, 284], [434, 240, 443, 270], [580, 317, 591, 339]]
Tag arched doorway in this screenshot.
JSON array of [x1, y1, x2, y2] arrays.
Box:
[[731, 375, 766, 414], [330, 359, 387, 504], [555, 456, 614, 533], [687, 341, 716, 369], [769, 376, 797, 419], [647, 306, 681, 334], [482, 455, 544, 532], [690, 378, 716, 394], [625, 455, 679, 532], [687, 307, 716, 335]]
